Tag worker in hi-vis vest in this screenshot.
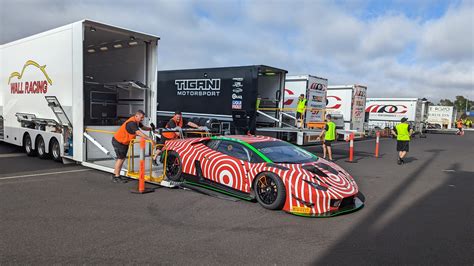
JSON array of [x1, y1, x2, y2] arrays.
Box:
[[391, 117, 414, 165], [316, 114, 337, 161], [112, 110, 154, 183], [296, 94, 307, 128]]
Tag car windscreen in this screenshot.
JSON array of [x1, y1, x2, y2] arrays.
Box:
[[251, 141, 316, 164]]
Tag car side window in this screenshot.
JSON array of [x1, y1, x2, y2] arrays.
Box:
[[217, 141, 251, 161], [205, 140, 220, 150]]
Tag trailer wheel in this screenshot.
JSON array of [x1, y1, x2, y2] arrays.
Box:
[[24, 134, 36, 157], [36, 136, 49, 159], [49, 138, 62, 162]]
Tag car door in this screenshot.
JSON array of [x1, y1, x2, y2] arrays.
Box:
[[201, 140, 252, 193]]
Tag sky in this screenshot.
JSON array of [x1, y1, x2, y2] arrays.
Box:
[[1, 0, 473, 102]]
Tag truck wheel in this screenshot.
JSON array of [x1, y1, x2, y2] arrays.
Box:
[[36, 136, 49, 159], [49, 138, 62, 162], [254, 172, 286, 210], [24, 134, 36, 157]]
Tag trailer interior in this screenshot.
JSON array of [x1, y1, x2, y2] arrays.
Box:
[[82, 22, 158, 174], [255, 66, 287, 128]]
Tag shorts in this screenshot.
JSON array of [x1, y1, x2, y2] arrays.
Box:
[[296, 112, 303, 119], [112, 137, 129, 159], [396, 141, 409, 152], [324, 140, 334, 147]]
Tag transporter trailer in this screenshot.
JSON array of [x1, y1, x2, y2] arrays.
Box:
[[0, 20, 168, 181]]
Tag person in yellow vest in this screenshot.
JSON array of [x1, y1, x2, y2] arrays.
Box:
[[391, 117, 413, 165], [111, 110, 155, 183], [296, 94, 307, 128], [316, 114, 337, 161]]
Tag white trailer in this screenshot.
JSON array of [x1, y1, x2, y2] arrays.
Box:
[[326, 85, 367, 137], [0, 20, 159, 175], [365, 98, 423, 132], [284, 75, 328, 126], [427, 106, 456, 129]]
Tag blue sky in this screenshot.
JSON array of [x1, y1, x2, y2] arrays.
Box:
[[1, 0, 473, 102]]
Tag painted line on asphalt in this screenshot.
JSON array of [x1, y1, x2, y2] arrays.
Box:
[[0, 169, 92, 181], [0, 153, 26, 158]]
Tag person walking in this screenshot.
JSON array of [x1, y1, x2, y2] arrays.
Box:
[[296, 94, 307, 128], [456, 118, 464, 136], [391, 117, 413, 165], [111, 110, 154, 183], [317, 114, 337, 161]]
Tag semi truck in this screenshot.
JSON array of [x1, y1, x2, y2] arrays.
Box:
[[0, 20, 159, 174], [365, 98, 424, 132], [326, 85, 367, 137]]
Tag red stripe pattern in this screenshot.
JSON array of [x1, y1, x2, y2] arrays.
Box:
[[164, 136, 359, 216]]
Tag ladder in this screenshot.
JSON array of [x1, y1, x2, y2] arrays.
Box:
[[45, 96, 72, 128]]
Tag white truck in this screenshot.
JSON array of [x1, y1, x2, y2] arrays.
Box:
[[326, 85, 367, 138], [284, 75, 328, 127], [365, 98, 424, 132], [427, 106, 456, 129], [0, 20, 159, 174]]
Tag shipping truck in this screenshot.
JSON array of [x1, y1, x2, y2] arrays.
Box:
[[427, 106, 456, 129], [0, 20, 159, 174], [284, 75, 328, 128], [157, 65, 287, 134], [365, 98, 424, 132], [326, 85, 367, 138]]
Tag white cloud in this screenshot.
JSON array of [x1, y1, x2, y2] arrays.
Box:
[[0, 0, 472, 103]]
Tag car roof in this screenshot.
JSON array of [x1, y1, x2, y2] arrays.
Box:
[[214, 135, 279, 144]]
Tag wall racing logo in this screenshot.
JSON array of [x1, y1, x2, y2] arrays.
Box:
[[8, 60, 53, 94], [175, 79, 221, 96], [365, 104, 408, 114]]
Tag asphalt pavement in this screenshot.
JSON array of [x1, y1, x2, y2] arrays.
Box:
[[0, 132, 472, 265]]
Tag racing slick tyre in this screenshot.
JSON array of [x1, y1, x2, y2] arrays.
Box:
[[36, 136, 49, 159], [49, 138, 62, 162], [165, 151, 183, 181], [254, 172, 286, 210], [24, 134, 36, 157]]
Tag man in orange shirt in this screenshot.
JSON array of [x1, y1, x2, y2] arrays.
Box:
[[111, 110, 154, 183]]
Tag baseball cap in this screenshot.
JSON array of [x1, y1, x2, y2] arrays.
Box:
[[401, 117, 408, 122]]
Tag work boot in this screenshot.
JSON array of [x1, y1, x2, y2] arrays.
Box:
[[397, 158, 402, 165], [152, 158, 159, 167], [119, 176, 129, 183], [111, 175, 121, 183]]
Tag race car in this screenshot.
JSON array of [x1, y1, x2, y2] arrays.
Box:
[[163, 135, 364, 217]]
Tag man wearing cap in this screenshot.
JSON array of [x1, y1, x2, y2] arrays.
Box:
[[152, 111, 200, 165], [391, 117, 413, 165], [112, 110, 154, 183], [296, 94, 307, 128], [316, 114, 337, 161]]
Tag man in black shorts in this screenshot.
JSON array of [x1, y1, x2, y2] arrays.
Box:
[[391, 117, 413, 165], [112, 110, 154, 182]]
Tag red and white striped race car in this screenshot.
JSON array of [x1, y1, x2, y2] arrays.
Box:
[[163, 135, 364, 217]]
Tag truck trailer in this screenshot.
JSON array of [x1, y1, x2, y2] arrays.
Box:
[[326, 85, 367, 137], [157, 65, 287, 134], [0, 20, 159, 174], [365, 98, 424, 132], [284, 75, 328, 128], [427, 106, 456, 129]]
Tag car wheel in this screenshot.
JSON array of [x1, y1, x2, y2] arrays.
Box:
[[165, 151, 183, 181], [36, 136, 49, 159], [49, 138, 62, 162], [254, 172, 286, 210], [24, 134, 36, 156]]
